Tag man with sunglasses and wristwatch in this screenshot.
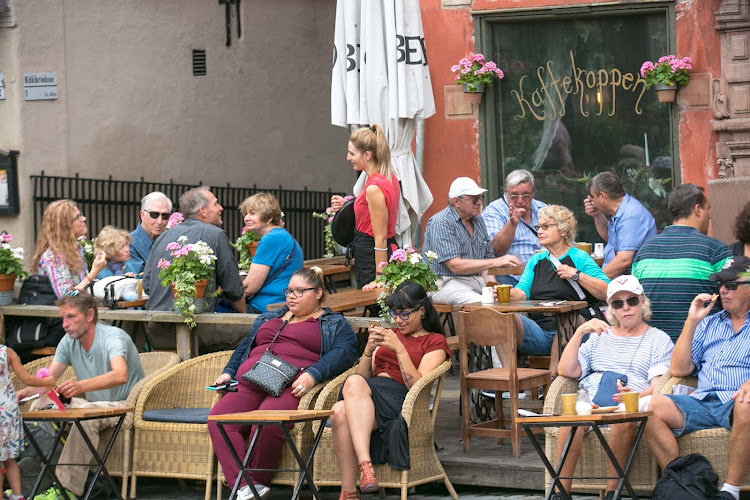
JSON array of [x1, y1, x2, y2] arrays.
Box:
[[643, 256, 750, 500], [482, 169, 547, 286], [423, 177, 521, 306], [632, 183, 732, 343], [128, 191, 173, 274]]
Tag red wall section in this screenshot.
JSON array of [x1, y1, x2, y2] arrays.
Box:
[[473, 0, 601, 9]]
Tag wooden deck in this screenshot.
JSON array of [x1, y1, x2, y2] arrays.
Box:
[[434, 372, 547, 490]]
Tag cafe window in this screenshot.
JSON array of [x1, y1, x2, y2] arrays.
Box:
[[482, 6, 675, 241]]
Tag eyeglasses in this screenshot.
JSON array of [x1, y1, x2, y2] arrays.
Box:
[[73, 213, 85, 222], [507, 193, 533, 201], [283, 287, 317, 298], [388, 306, 422, 320], [718, 281, 746, 291], [533, 223, 558, 232], [459, 195, 483, 204], [147, 211, 171, 221], [610, 296, 641, 309]]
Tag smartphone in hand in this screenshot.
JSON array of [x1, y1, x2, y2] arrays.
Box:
[[206, 380, 239, 391]]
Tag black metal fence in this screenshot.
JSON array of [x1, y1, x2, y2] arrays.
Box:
[[31, 173, 338, 259]]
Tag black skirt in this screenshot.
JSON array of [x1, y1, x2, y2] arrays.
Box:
[[340, 374, 410, 470], [351, 230, 398, 289]]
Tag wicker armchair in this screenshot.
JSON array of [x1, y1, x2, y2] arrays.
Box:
[[542, 376, 659, 496], [312, 361, 459, 500], [653, 371, 750, 488], [214, 374, 335, 498], [130, 351, 232, 500]]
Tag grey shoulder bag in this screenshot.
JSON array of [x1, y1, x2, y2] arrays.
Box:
[[241, 319, 300, 397]]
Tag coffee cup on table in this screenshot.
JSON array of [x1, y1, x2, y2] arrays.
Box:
[[622, 391, 639, 413], [575, 242, 593, 255], [481, 287, 494, 304], [593, 243, 605, 258], [561, 393, 577, 415], [495, 284, 512, 303]]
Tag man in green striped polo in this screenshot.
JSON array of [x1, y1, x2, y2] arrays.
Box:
[[632, 183, 732, 342]]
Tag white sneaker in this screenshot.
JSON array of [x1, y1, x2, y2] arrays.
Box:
[[237, 484, 270, 500], [501, 391, 527, 400]]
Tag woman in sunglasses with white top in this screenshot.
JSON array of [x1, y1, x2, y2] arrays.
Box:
[[550, 275, 673, 500], [331, 281, 451, 500]]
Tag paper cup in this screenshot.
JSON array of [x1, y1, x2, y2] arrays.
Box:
[[623, 391, 639, 413], [575, 242, 593, 255], [561, 393, 577, 415], [495, 284, 512, 303]]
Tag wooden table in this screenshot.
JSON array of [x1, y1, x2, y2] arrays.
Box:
[[516, 411, 652, 500], [209, 409, 334, 500], [0, 305, 380, 361], [304, 263, 352, 293], [22, 406, 133, 500], [267, 288, 382, 314]]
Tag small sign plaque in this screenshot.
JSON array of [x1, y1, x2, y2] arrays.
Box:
[[23, 72, 58, 101], [0, 73, 4, 100]]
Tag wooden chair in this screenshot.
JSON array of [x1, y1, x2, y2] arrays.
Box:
[[456, 308, 551, 457], [311, 362, 459, 500], [130, 351, 232, 500]]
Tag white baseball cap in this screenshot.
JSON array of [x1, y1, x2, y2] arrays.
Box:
[[607, 275, 644, 300], [449, 177, 488, 199]]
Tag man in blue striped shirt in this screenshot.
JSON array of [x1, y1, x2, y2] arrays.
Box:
[[644, 257, 750, 500]]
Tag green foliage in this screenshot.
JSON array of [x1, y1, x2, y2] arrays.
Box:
[[0, 234, 27, 278], [375, 248, 439, 321], [232, 228, 260, 270]]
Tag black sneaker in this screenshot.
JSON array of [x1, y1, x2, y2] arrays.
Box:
[[715, 492, 737, 500], [604, 491, 615, 500], [549, 493, 563, 500]]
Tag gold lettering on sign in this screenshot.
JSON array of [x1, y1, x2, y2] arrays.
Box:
[[511, 51, 647, 121]]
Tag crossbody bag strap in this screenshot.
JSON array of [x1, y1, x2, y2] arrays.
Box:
[[548, 254, 598, 318], [502, 196, 537, 237], [262, 240, 297, 289], [264, 319, 290, 353]]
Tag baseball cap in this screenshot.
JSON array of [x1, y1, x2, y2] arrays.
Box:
[[607, 275, 644, 300], [449, 177, 488, 199], [709, 256, 750, 282]]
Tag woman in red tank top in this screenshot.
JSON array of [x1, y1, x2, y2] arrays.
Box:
[[330, 124, 400, 289], [330, 282, 451, 500]]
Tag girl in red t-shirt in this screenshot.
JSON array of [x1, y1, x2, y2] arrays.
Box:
[[330, 124, 400, 289], [331, 282, 451, 500]]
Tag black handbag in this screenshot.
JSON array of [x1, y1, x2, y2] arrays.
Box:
[[241, 319, 299, 397], [6, 275, 65, 353]]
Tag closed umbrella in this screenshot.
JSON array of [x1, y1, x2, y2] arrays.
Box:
[[331, 0, 435, 248]]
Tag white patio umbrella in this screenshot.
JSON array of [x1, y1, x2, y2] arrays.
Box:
[[331, 0, 435, 248]]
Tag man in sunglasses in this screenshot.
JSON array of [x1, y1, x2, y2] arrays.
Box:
[[128, 191, 173, 274], [632, 184, 732, 343], [482, 169, 547, 285], [423, 177, 521, 305], [143, 186, 247, 352], [643, 256, 750, 500]]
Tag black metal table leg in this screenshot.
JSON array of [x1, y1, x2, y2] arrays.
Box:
[[76, 414, 127, 500], [22, 420, 70, 499]]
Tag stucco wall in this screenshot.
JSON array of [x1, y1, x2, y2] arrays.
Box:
[[0, 0, 351, 254]]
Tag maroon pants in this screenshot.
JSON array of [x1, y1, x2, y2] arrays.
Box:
[[208, 365, 300, 487]]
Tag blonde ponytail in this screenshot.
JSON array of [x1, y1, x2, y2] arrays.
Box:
[[349, 124, 392, 180]]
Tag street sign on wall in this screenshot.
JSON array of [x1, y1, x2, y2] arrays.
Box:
[[23, 72, 58, 101]]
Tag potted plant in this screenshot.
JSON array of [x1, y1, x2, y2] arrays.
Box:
[[77, 236, 96, 270], [640, 55, 692, 103], [313, 195, 353, 258], [232, 226, 260, 270], [451, 52, 504, 105], [375, 248, 439, 321], [157, 236, 217, 328], [0, 233, 27, 305]]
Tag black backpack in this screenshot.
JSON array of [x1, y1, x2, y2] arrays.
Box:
[[652, 453, 719, 500], [5, 275, 65, 353]]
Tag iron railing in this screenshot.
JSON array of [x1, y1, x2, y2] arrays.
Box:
[[31, 173, 338, 259]]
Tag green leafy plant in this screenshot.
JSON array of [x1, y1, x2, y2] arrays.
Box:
[[312, 195, 353, 258], [375, 248, 439, 321], [0, 233, 27, 278], [77, 236, 96, 270], [157, 237, 218, 328], [451, 52, 504, 92], [232, 226, 260, 270], [640, 55, 692, 89]]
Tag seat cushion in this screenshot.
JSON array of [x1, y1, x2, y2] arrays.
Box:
[[142, 407, 211, 424]]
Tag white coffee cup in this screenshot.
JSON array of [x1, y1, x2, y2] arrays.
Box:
[[481, 287, 494, 304], [594, 243, 605, 258]]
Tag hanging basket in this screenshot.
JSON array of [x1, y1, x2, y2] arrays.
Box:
[[654, 83, 677, 103], [463, 83, 485, 105]]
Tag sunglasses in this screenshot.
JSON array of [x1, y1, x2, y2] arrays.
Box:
[[147, 211, 171, 221], [459, 195, 483, 204], [388, 306, 422, 320], [719, 281, 745, 291], [610, 296, 641, 309], [533, 223, 558, 232]]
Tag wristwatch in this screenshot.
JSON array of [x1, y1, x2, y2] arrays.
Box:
[[572, 270, 581, 281]]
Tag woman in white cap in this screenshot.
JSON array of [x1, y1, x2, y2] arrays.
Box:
[[330, 124, 400, 288], [550, 275, 674, 500]]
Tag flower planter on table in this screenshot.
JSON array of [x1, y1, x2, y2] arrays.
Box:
[[0, 272, 16, 305]]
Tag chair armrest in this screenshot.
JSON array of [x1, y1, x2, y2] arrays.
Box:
[[542, 376, 578, 416], [653, 371, 698, 395], [311, 366, 357, 433], [401, 360, 451, 428]]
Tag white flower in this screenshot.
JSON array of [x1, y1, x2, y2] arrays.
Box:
[[648, 177, 667, 197], [409, 253, 422, 264], [84, 243, 93, 254], [425, 250, 438, 261], [178, 235, 188, 243], [1, 243, 9, 250]]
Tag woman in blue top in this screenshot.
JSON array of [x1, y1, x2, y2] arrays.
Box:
[[508, 205, 609, 374], [94, 226, 137, 278], [240, 192, 304, 313]]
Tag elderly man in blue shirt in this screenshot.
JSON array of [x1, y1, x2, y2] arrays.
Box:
[[128, 191, 173, 274], [584, 171, 656, 279], [482, 169, 547, 285], [643, 257, 750, 500]]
